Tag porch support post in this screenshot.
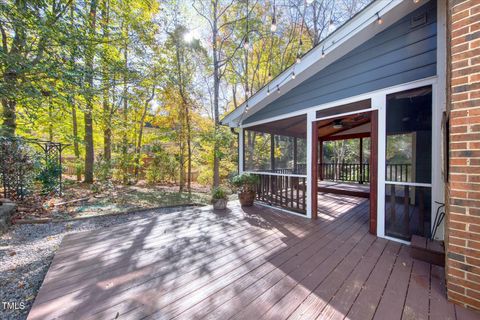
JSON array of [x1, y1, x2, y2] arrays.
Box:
[[359, 137, 363, 184], [319, 139, 323, 181], [239, 127, 244, 174], [270, 134, 275, 171], [293, 137, 298, 173], [306, 110, 317, 219], [373, 93, 385, 237], [370, 111, 378, 235]]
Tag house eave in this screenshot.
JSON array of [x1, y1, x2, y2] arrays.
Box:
[[221, 0, 427, 128]]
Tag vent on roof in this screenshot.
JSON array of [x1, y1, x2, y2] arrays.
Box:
[[411, 12, 427, 29]]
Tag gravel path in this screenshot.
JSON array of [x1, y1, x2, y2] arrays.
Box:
[[0, 205, 201, 320]]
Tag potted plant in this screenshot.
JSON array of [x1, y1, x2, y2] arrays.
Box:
[[211, 187, 228, 210], [231, 173, 259, 207]]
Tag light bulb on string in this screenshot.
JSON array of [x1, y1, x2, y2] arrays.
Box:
[[244, 37, 250, 50], [268, 72, 272, 81], [306, 0, 314, 4], [292, 71, 296, 80], [277, 85, 280, 93], [267, 87, 270, 96], [328, 19, 335, 33], [321, 46, 325, 59], [271, 16, 277, 32], [413, 0, 420, 3], [296, 54, 302, 64], [376, 13, 383, 25]]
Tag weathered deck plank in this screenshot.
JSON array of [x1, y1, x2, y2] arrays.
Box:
[[346, 241, 401, 320], [27, 194, 479, 320], [402, 259, 431, 320]]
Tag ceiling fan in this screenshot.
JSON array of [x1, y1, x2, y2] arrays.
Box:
[[332, 114, 368, 129], [332, 119, 344, 129]]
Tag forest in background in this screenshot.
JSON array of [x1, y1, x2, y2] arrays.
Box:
[[0, 0, 371, 191]]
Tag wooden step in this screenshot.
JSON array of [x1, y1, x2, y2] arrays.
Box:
[[410, 235, 445, 267]]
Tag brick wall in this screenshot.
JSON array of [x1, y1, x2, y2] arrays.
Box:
[[446, 0, 480, 311]]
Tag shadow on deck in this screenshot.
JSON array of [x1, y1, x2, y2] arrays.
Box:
[[27, 195, 479, 320]]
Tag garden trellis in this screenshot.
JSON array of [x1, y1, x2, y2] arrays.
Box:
[[0, 137, 68, 200]]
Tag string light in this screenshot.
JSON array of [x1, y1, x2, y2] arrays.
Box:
[[376, 13, 383, 25], [271, 16, 277, 32], [271, 0, 277, 32], [413, 0, 420, 3], [244, 36, 249, 49], [255, 0, 396, 110], [244, 0, 250, 49]]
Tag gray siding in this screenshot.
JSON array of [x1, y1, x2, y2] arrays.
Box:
[[244, 1, 437, 124]]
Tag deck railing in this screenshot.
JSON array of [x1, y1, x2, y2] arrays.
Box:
[[320, 163, 369, 183], [258, 164, 307, 175], [254, 173, 307, 215], [319, 163, 411, 183], [385, 163, 411, 183]]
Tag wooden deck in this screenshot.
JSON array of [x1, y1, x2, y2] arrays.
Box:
[[28, 195, 479, 320], [318, 181, 370, 198]]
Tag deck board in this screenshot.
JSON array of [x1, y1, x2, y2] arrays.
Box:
[[346, 241, 401, 320], [27, 195, 479, 320]]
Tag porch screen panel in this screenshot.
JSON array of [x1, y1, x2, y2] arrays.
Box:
[[244, 130, 271, 171], [384, 86, 432, 241], [274, 136, 307, 174]]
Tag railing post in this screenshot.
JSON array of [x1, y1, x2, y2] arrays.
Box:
[[306, 110, 316, 219], [270, 134, 275, 171], [238, 128, 244, 174], [359, 137, 364, 184]]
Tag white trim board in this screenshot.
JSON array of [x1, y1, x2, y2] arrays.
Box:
[[254, 201, 309, 219], [242, 171, 307, 178], [241, 76, 437, 129]]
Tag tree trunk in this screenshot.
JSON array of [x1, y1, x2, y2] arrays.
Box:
[[121, 27, 129, 184], [1, 74, 17, 137], [69, 2, 81, 181], [134, 86, 155, 179], [71, 99, 81, 181], [212, 0, 220, 188], [48, 96, 54, 141], [186, 102, 192, 192], [83, 0, 98, 184], [101, 0, 111, 163]]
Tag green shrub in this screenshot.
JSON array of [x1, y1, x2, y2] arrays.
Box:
[[211, 186, 228, 202], [231, 173, 259, 193], [36, 160, 62, 194], [94, 157, 112, 182], [145, 148, 178, 185]]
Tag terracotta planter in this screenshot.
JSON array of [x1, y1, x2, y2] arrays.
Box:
[[239, 190, 255, 207], [212, 198, 228, 210]]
